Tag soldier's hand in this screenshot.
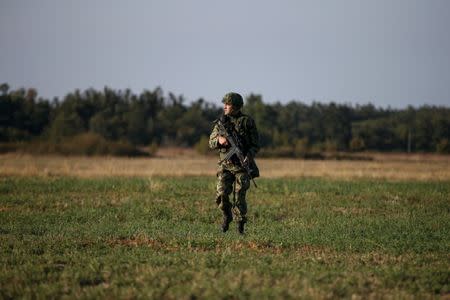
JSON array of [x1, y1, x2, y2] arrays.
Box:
[[218, 136, 229, 146]]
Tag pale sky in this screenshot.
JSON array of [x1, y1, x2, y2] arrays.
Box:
[[1, 0, 449, 108]]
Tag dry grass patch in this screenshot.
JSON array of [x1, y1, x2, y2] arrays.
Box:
[[146, 178, 166, 192], [1, 153, 450, 181], [108, 237, 169, 250], [332, 206, 377, 215]]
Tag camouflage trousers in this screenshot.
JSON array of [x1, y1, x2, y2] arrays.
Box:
[[215, 169, 251, 222]]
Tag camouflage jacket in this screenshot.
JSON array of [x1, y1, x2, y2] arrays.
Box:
[[209, 111, 260, 173]]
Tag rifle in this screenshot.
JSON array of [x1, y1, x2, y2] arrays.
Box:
[[215, 115, 257, 188]]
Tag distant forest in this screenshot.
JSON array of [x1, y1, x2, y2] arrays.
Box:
[[1, 83, 449, 156]]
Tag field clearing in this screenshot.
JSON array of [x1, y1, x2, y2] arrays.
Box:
[[1, 153, 450, 181], [1, 152, 450, 298], [1, 176, 449, 298]]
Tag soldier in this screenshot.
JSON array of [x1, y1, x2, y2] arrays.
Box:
[[209, 92, 260, 234]]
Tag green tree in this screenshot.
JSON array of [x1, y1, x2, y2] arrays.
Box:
[[49, 111, 84, 140], [0, 83, 9, 95]]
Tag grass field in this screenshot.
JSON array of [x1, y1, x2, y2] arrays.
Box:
[[1, 161, 449, 298]]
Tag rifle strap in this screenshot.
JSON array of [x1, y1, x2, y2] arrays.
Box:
[[232, 179, 236, 208]]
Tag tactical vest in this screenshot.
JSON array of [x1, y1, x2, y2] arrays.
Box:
[[219, 112, 260, 178]]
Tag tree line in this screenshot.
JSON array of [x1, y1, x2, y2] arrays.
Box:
[[0, 83, 449, 156]]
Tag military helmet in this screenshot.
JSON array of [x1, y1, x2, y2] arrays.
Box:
[[222, 92, 243, 110]]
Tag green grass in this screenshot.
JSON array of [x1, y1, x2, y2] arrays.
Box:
[[1, 176, 449, 299]]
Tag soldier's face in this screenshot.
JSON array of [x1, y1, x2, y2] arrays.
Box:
[[224, 103, 233, 115]]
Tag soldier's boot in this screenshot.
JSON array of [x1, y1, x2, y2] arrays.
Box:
[[221, 211, 233, 233], [237, 220, 246, 234]]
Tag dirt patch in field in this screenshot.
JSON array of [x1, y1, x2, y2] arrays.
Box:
[[224, 240, 285, 254], [217, 241, 335, 256], [105, 237, 439, 270], [111, 237, 162, 247], [332, 206, 377, 215], [108, 237, 180, 252]]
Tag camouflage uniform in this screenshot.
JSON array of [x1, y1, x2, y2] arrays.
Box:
[[209, 93, 260, 233]]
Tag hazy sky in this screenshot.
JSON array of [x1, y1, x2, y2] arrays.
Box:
[[1, 0, 449, 108]]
